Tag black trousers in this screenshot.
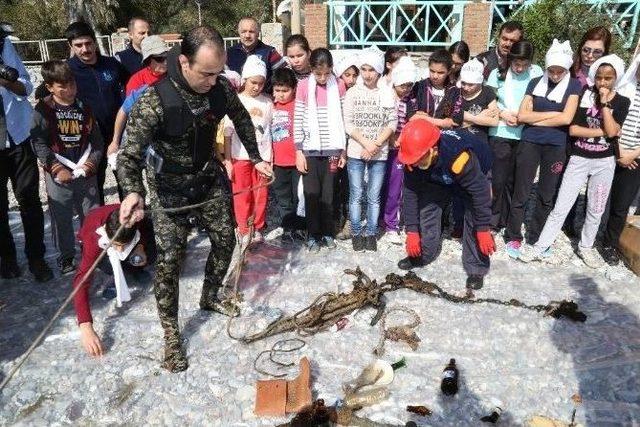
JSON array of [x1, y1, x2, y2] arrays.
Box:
[[603, 164, 640, 247], [506, 141, 566, 243], [415, 181, 490, 276], [333, 165, 349, 230], [0, 141, 46, 262], [302, 156, 336, 238], [273, 165, 305, 230], [489, 136, 518, 230]]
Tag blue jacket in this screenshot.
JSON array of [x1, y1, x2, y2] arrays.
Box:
[[68, 54, 128, 139], [115, 44, 143, 75], [403, 129, 493, 232]]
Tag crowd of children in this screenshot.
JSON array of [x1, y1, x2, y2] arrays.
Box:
[[13, 16, 640, 366], [25, 22, 640, 354]]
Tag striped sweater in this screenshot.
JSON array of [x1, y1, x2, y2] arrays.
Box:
[[620, 83, 640, 152], [293, 77, 346, 156]]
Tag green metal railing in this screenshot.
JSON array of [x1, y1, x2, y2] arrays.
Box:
[[328, 0, 640, 49], [328, 0, 467, 47]]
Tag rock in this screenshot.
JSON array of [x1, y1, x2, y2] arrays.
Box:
[[234, 385, 254, 402]]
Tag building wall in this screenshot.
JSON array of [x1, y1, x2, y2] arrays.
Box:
[[304, 4, 328, 49]]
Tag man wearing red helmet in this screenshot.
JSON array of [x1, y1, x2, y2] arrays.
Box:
[[397, 118, 495, 289]]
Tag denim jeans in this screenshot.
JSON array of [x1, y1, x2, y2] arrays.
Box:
[[347, 158, 386, 236]]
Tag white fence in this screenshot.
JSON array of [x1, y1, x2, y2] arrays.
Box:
[[12, 35, 240, 64]]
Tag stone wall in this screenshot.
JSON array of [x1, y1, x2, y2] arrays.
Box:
[[304, 4, 328, 49], [461, 2, 492, 56]]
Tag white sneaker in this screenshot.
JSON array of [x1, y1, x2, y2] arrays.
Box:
[[577, 246, 603, 269], [253, 231, 264, 244], [519, 244, 544, 263]]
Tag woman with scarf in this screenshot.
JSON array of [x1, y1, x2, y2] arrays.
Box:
[[504, 39, 581, 259], [486, 41, 543, 232], [520, 55, 629, 267]]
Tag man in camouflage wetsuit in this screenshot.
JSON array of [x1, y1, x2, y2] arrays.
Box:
[[117, 26, 272, 372]]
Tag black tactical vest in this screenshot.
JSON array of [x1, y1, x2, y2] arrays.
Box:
[[153, 77, 227, 173]]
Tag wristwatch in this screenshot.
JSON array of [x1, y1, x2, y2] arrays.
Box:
[[602, 101, 612, 109]]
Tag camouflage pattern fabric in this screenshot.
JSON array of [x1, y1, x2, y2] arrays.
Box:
[[117, 76, 261, 198], [149, 176, 235, 372], [117, 74, 261, 373]]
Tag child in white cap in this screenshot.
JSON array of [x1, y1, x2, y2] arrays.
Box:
[[504, 39, 582, 259], [335, 54, 360, 89], [520, 54, 630, 267], [380, 56, 417, 243], [224, 55, 273, 245], [436, 58, 499, 144], [342, 48, 398, 252]]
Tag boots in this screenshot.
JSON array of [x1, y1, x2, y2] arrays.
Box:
[[161, 327, 188, 373], [199, 280, 240, 317], [336, 220, 352, 240], [1, 258, 21, 279]]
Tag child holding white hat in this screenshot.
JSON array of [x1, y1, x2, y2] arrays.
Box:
[[224, 55, 273, 245], [503, 39, 582, 259], [520, 54, 630, 267]]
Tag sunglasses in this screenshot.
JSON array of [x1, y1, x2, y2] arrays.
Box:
[[150, 55, 167, 62], [581, 47, 604, 57]]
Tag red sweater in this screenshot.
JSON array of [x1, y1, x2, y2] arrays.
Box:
[[125, 67, 164, 96], [72, 204, 153, 324], [271, 99, 296, 167]]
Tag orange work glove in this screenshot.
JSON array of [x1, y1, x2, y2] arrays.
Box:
[[476, 230, 495, 256], [405, 231, 422, 258]]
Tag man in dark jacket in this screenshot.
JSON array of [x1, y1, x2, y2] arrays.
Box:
[[476, 21, 523, 79], [64, 21, 129, 203], [115, 17, 150, 75], [396, 119, 495, 290], [226, 17, 284, 93]]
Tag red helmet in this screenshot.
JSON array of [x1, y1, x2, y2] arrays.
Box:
[[397, 118, 441, 165]]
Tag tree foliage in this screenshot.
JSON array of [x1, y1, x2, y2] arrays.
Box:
[[507, 0, 630, 63], [0, 0, 272, 40]]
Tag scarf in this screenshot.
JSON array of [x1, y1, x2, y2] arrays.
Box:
[[579, 88, 601, 119], [618, 53, 640, 99], [54, 144, 92, 180], [96, 226, 140, 307], [532, 72, 571, 104], [306, 74, 346, 151]]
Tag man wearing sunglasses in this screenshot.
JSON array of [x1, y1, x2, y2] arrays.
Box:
[[396, 119, 495, 291]]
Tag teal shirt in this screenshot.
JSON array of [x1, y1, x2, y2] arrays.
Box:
[[487, 64, 543, 140]]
